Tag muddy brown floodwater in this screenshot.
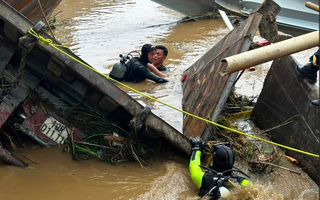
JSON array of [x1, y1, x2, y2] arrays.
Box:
[[0, 0, 319, 200]]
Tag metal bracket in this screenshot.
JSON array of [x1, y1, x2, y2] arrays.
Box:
[[18, 21, 45, 53], [128, 105, 152, 132]]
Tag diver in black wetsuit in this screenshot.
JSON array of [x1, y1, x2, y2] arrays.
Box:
[[126, 44, 169, 83], [189, 138, 252, 199]]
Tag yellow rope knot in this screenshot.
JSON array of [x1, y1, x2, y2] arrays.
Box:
[[28, 28, 39, 38], [38, 35, 52, 45], [28, 28, 69, 50], [28, 28, 52, 45]]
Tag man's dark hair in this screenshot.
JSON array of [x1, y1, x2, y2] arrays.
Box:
[[155, 45, 168, 57]]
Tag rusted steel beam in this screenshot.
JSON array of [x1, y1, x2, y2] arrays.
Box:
[[251, 55, 319, 184], [181, 12, 262, 139]]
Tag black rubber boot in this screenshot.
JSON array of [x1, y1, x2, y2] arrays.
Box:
[[311, 99, 319, 107], [296, 63, 319, 84]]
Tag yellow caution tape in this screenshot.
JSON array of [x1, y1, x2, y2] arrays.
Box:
[[28, 28, 319, 158]]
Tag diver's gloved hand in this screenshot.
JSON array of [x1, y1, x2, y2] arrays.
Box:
[[190, 137, 205, 151], [155, 77, 169, 83]]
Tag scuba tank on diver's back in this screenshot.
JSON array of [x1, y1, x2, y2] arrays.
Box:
[[109, 51, 140, 81], [218, 186, 230, 198], [109, 60, 127, 81]]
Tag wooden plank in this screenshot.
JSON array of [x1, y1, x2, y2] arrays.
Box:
[[251, 55, 319, 184], [181, 12, 262, 139]]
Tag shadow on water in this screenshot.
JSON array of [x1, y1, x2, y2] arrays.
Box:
[[0, 0, 319, 199]]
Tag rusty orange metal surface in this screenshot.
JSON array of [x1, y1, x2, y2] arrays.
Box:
[[4, 0, 62, 23], [182, 13, 262, 139]]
